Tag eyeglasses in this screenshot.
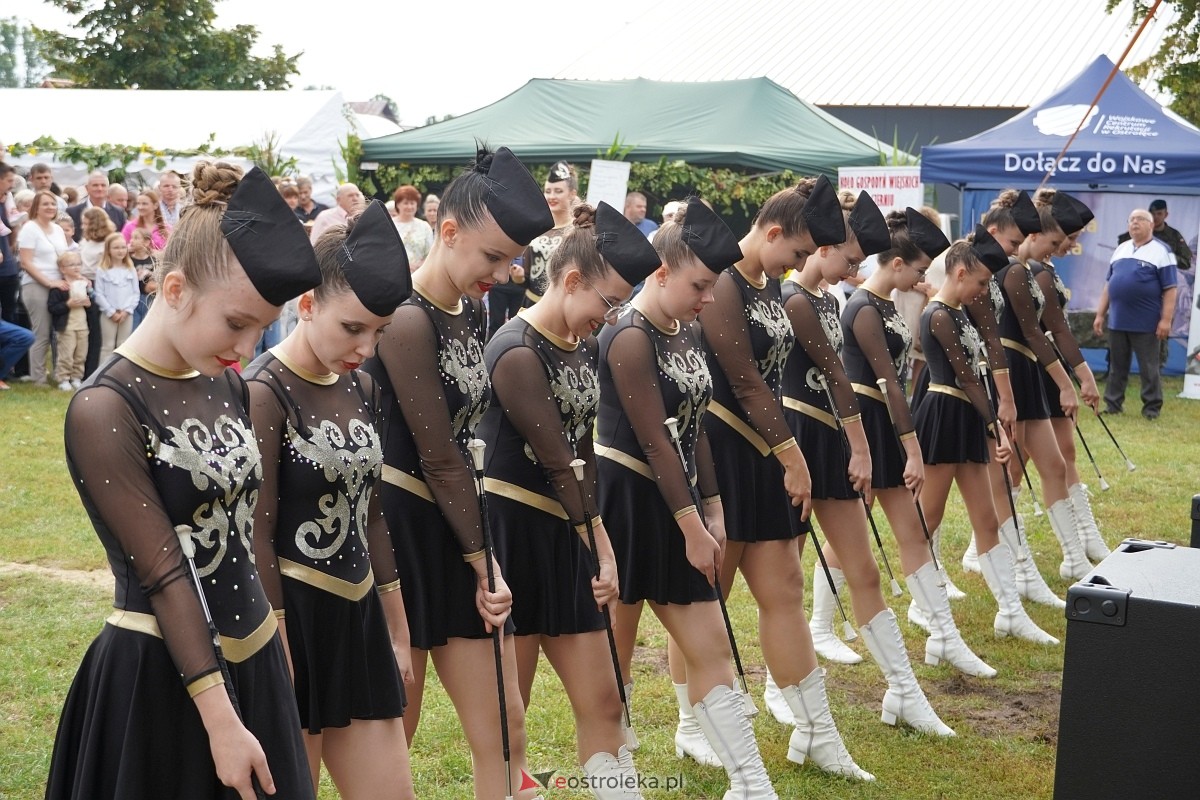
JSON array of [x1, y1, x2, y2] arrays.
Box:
[[583, 280, 626, 324], [832, 247, 862, 275]]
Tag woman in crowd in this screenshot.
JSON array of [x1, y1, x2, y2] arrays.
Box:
[[46, 162, 322, 800], [79, 207, 114, 279], [364, 146, 551, 800], [17, 190, 69, 385], [129, 227, 158, 330], [600, 197, 779, 797], [392, 184, 435, 270], [92, 232, 140, 364], [122, 189, 171, 250], [522, 161, 576, 307], [481, 201, 659, 797], [246, 201, 416, 799]]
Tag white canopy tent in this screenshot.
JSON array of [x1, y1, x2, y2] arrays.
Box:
[[1, 88, 394, 203]]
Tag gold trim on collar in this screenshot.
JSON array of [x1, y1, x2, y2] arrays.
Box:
[[270, 346, 338, 386], [629, 304, 679, 336], [1000, 338, 1036, 361], [381, 464, 435, 503], [595, 443, 655, 481], [413, 282, 463, 315], [279, 557, 374, 601], [782, 396, 837, 429], [928, 384, 970, 402], [851, 382, 886, 403], [483, 477, 568, 519], [525, 288, 543, 304], [517, 308, 578, 351], [863, 285, 894, 303], [115, 345, 200, 379], [734, 263, 768, 290], [707, 401, 771, 457], [106, 607, 276, 663]]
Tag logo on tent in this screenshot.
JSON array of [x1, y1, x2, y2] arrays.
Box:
[[1033, 104, 1099, 136]]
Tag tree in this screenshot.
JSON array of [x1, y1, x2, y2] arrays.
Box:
[[35, 0, 300, 90], [0, 16, 48, 87], [1112, 1, 1200, 124]]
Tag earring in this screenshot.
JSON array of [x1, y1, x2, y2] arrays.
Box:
[[658, 280, 666, 288]]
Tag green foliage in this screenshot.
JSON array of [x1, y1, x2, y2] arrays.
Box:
[[597, 133, 635, 162], [1111, 1, 1200, 123], [35, 0, 300, 90], [0, 16, 47, 87], [245, 130, 298, 177], [872, 127, 931, 167]]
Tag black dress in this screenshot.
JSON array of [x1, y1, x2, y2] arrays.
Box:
[[364, 288, 505, 649], [521, 224, 569, 306], [1031, 260, 1083, 419], [244, 349, 405, 734], [841, 286, 913, 489], [596, 307, 720, 605], [46, 349, 312, 800], [780, 279, 860, 506], [701, 265, 797, 542], [997, 258, 1061, 421], [478, 313, 605, 637], [914, 301, 996, 465]]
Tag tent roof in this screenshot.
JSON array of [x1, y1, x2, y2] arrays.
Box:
[[553, 0, 1173, 109], [920, 56, 1200, 192], [361, 77, 883, 174]]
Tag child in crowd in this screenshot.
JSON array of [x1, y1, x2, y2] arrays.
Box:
[[128, 228, 158, 330], [93, 233, 140, 363], [47, 251, 91, 391], [56, 215, 80, 251]]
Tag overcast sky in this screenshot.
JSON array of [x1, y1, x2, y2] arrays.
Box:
[[21, 0, 650, 124]]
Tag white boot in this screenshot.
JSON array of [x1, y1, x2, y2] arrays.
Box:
[[961, 533, 980, 573], [781, 668, 874, 781], [692, 684, 779, 800], [859, 609, 955, 736], [673, 683, 721, 767], [932, 527, 966, 599], [810, 565, 863, 664], [583, 745, 644, 799], [762, 671, 793, 725], [1071, 483, 1109, 562], [1048, 498, 1091, 580], [907, 598, 931, 632], [998, 517, 1065, 609], [978, 542, 1059, 645], [907, 562, 996, 678]]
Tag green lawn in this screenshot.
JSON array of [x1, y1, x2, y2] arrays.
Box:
[[2, 377, 1196, 799]]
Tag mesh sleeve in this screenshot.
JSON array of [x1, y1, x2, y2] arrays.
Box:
[[1003, 266, 1061, 368], [928, 308, 996, 424], [965, 293, 1009, 374], [702, 273, 793, 448], [246, 379, 287, 612], [65, 387, 219, 690], [360, 373, 399, 586], [376, 305, 483, 554], [850, 303, 914, 434], [695, 425, 719, 500], [784, 292, 860, 418], [606, 326, 698, 516], [490, 345, 590, 524], [1034, 270, 1083, 368]]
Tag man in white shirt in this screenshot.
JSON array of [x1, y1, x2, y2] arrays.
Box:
[[157, 171, 182, 227], [66, 171, 126, 241], [310, 184, 364, 243]]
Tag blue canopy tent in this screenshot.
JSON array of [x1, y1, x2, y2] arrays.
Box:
[[921, 55, 1200, 375]]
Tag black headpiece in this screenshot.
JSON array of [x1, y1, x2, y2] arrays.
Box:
[[1062, 192, 1094, 231], [547, 161, 572, 183], [801, 175, 846, 247], [220, 166, 321, 305], [971, 224, 1009, 273], [477, 147, 554, 246], [905, 208, 951, 260], [680, 197, 743, 273], [1050, 192, 1085, 236], [1009, 190, 1042, 236], [848, 192, 890, 254], [336, 200, 412, 317], [593, 202, 660, 286]]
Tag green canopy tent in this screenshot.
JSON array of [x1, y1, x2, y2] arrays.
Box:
[[362, 77, 883, 174]]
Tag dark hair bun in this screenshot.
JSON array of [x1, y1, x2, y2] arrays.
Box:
[[994, 188, 1021, 209], [884, 209, 908, 233], [572, 203, 596, 229], [191, 161, 242, 207], [793, 176, 819, 199], [471, 143, 495, 174]]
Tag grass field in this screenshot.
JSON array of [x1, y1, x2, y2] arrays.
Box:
[[2, 377, 1196, 799]]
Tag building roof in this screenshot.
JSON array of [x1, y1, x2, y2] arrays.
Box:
[[554, 0, 1174, 109]]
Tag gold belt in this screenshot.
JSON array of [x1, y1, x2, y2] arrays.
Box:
[[1000, 338, 1036, 361], [106, 608, 277, 663], [928, 384, 970, 402], [781, 396, 836, 429], [850, 382, 886, 403], [381, 464, 435, 503], [482, 477, 568, 519], [278, 558, 374, 601], [707, 401, 771, 456]]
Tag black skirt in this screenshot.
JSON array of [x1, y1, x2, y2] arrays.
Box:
[[598, 459, 719, 605], [282, 578, 406, 733], [859, 392, 908, 490], [46, 624, 312, 800], [381, 483, 514, 650], [785, 407, 857, 502], [1005, 346, 1051, 421], [489, 493, 606, 637], [705, 413, 797, 542], [914, 391, 990, 465], [1041, 363, 1068, 419]]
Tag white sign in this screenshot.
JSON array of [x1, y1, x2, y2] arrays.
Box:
[[836, 166, 924, 214], [586, 159, 632, 214]]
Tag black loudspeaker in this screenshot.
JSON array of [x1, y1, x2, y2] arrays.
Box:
[[1190, 495, 1200, 548], [1054, 540, 1200, 800]]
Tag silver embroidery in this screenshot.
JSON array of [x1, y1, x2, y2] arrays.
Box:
[[442, 334, 489, 439], [747, 296, 795, 381], [660, 347, 712, 448], [880, 300, 912, 375]]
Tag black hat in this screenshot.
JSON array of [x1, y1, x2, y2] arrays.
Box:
[[337, 200, 412, 317], [547, 161, 572, 183], [680, 197, 743, 273], [905, 208, 950, 259], [1050, 192, 1085, 236], [593, 201, 660, 286], [1009, 190, 1042, 236], [970, 224, 1009, 273], [221, 166, 321, 305], [1065, 193, 1094, 228], [802, 175, 846, 247], [1149, 198, 1167, 212], [477, 147, 554, 246], [848, 192, 890, 254]]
